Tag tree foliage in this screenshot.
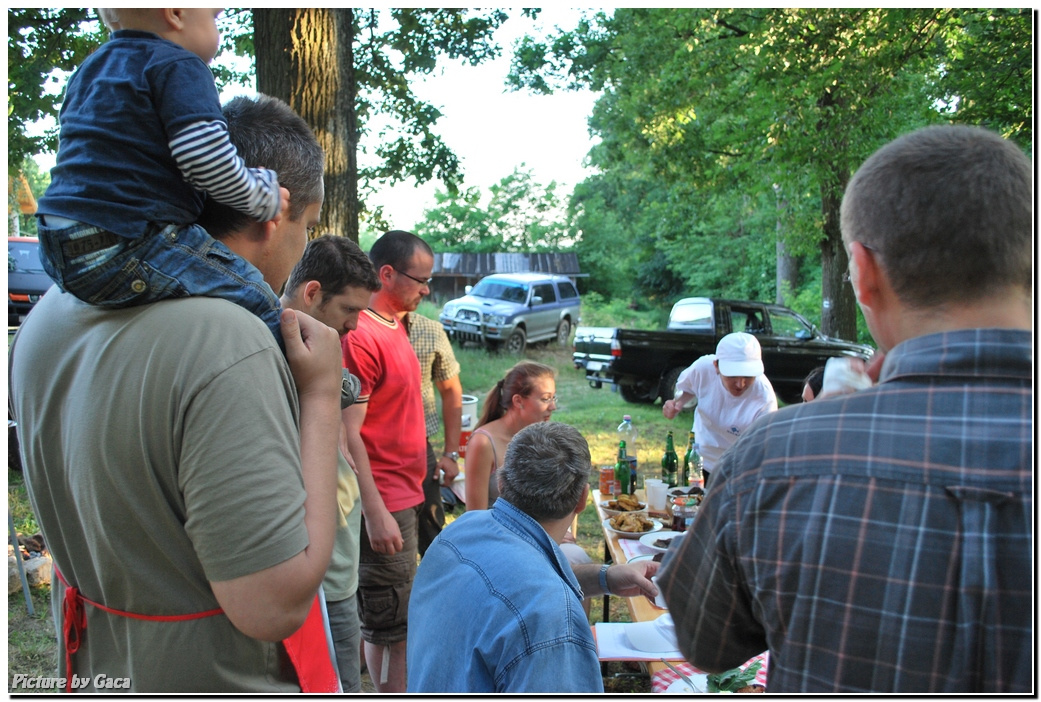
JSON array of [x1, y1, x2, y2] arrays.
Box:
[[931, 8, 1033, 145], [509, 8, 1032, 339], [8, 8, 523, 240], [415, 166, 571, 253], [7, 8, 105, 175]]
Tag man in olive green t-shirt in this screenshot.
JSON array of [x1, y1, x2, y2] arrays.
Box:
[[9, 96, 343, 692]]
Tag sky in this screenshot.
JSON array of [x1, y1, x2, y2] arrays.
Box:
[[26, 9, 602, 231], [361, 8, 602, 230]]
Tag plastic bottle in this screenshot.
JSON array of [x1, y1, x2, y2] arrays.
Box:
[[689, 442, 705, 489], [617, 415, 638, 491]]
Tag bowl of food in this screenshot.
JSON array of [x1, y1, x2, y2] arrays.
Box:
[[603, 513, 662, 539], [599, 493, 648, 517]]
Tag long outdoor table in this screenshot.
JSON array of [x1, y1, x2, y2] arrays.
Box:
[[592, 490, 768, 691], [593, 489, 672, 678]]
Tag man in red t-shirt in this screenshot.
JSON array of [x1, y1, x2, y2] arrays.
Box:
[[341, 230, 434, 693]]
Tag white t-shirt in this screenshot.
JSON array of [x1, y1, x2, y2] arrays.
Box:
[[675, 354, 777, 472]]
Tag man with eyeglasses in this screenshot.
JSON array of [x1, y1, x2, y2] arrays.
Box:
[[340, 229, 435, 693]]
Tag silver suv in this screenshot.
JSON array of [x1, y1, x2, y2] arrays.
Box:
[[439, 273, 581, 353]]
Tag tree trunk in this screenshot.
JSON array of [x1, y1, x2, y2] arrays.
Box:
[[818, 181, 858, 340], [253, 9, 359, 242], [773, 187, 798, 306], [815, 87, 857, 341], [776, 239, 799, 307]]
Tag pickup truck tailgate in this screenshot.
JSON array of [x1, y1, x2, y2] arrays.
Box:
[[573, 327, 617, 362]]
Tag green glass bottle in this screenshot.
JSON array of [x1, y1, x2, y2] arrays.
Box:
[[614, 440, 630, 496], [681, 431, 695, 487], [661, 431, 679, 488]]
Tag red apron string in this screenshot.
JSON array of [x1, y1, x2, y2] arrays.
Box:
[[53, 564, 222, 693], [60, 584, 86, 693], [52, 565, 336, 693]]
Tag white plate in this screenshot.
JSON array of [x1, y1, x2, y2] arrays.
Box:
[[602, 517, 663, 540], [663, 674, 709, 694], [628, 553, 658, 564], [639, 530, 684, 553]]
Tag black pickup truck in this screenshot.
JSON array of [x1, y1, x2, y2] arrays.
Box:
[[573, 297, 874, 405]]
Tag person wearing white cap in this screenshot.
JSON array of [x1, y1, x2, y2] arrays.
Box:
[[662, 332, 777, 482]]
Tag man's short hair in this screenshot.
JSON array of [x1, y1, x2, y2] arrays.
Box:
[[368, 230, 433, 271], [498, 422, 591, 522], [197, 94, 324, 238], [284, 234, 381, 300], [840, 125, 1032, 309]]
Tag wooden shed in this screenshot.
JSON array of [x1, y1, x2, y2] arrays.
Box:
[[430, 252, 583, 301]]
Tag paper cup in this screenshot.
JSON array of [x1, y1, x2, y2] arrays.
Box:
[[646, 482, 668, 511]]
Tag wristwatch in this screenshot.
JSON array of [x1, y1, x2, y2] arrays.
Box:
[[442, 451, 460, 462]]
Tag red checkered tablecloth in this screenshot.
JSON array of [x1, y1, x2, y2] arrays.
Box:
[[651, 652, 768, 693]]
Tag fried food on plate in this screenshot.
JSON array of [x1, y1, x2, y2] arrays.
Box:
[[607, 493, 645, 512], [609, 513, 654, 533]]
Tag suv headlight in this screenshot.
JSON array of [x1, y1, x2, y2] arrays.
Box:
[[441, 303, 457, 318], [484, 313, 506, 326]]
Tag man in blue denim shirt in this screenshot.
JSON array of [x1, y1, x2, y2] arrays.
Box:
[[406, 422, 659, 693]]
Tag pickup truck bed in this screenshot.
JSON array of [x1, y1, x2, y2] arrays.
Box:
[[573, 297, 873, 405]]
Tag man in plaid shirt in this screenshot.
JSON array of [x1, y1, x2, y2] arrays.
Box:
[[660, 125, 1032, 693], [405, 311, 463, 555]]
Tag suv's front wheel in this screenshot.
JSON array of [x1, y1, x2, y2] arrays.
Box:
[[503, 328, 527, 354], [555, 319, 571, 346]]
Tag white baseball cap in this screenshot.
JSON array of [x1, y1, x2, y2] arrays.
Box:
[[716, 332, 764, 377]]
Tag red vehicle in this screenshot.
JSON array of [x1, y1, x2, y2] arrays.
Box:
[[8, 237, 51, 326]]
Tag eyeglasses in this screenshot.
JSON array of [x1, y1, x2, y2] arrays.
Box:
[[537, 395, 558, 405], [393, 268, 433, 287]]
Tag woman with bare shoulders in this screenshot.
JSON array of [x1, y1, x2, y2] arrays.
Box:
[[465, 361, 558, 510], [464, 360, 593, 577]]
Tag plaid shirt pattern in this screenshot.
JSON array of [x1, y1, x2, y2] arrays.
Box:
[[660, 329, 1033, 693], [406, 313, 461, 438]]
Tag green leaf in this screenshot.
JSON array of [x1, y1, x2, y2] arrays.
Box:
[[707, 659, 763, 693]]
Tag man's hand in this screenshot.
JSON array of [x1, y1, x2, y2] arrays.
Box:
[[663, 390, 696, 419], [865, 351, 886, 383], [281, 308, 341, 401], [607, 561, 661, 599], [365, 506, 404, 555], [818, 356, 875, 399], [438, 455, 459, 485]]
